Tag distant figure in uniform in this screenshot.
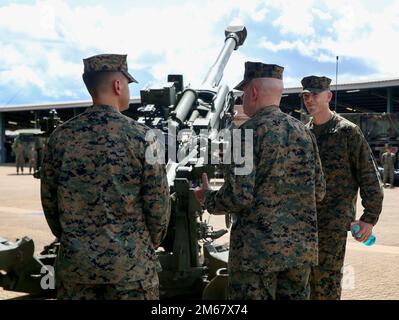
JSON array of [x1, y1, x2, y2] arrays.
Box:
[[393, 146, 399, 171], [41, 54, 171, 300], [195, 62, 326, 300], [28, 145, 36, 175], [301, 75, 384, 300], [381, 144, 396, 188], [380, 143, 390, 167], [12, 139, 25, 175]]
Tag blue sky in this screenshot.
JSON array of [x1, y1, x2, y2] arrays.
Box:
[[0, 0, 398, 107]]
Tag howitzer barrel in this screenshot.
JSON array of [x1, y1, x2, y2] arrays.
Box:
[[202, 26, 247, 88], [209, 85, 230, 129], [172, 26, 247, 126], [173, 89, 197, 125]]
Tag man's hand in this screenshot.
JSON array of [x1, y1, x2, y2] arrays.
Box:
[[351, 220, 374, 242], [194, 173, 209, 204]]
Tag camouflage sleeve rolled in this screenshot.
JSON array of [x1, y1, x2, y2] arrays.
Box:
[[204, 163, 255, 215], [308, 130, 326, 203], [350, 127, 384, 225], [142, 142, 171, 248], [40, 138, 62, 238]]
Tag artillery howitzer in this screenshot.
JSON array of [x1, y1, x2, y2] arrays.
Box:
[[0, 25, 247, 299]]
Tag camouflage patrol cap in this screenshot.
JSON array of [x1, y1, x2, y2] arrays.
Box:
[[83, 54, 137, 83], [234, 61, 284, 91], [300, 75, 331, 95]]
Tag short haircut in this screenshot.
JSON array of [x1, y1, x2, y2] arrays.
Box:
[[82, 71, 121, 96]]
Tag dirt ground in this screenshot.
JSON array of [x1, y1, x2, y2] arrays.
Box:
[[0, 164, 398, 300]]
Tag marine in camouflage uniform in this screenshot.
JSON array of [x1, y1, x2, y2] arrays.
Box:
[[196, 62, 326, 300], [301, 75, 384, 300], [28, 145, 36, 174], [381, 146, 395, 187], [41, 54, 171, 300], [12, 140, 25, 174]]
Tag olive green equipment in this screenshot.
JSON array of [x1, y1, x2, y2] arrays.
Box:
[[0, 236, 58, 297], [340, 112, 399, 185], [0, 25, 247, 299], [32, 109, 61, 179], [340, 112, 399, 157]]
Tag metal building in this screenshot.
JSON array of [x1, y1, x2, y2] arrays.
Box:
[[1, 78, 399, 163], [0, 99, 140, 163]]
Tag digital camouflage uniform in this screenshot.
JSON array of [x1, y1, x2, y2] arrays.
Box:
[[12, 140, 25, 174], [41, 54, 170, 300], [29, 146, 36, 174], [381, 151, 395, 186], [205, 62, 326, 300], [302, 76, 384, 300]]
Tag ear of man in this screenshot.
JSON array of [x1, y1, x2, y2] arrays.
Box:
[[327, 90, 333, 103], [112, 76, 123, 96], [250, 83, 259, 101]]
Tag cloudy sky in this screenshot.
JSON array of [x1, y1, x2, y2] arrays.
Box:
[[0, 0, 398, 107]]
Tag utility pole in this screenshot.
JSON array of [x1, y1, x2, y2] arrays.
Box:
[[334, 56, 339, 112]]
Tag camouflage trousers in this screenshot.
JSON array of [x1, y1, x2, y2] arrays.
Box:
[[57, 276, 159, 300], [310, 267, 343, 300], [228, 266, 311, 300], [15, 155, 25, 172], [310, 229, 347, 300], [29, 159, 36, 173], [383, 166, 394, 186]]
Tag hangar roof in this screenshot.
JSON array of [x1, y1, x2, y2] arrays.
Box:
[[281, 78, 399, 114], [0, 98, 140, 112]]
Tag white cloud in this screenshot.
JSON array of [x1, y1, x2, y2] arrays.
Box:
[[257, 0, 399, 79], [251, 7, 268, 22], [0, 2, 59, 40], [1, 0, 268, 102], [0, 65, 46, 90], [311, 8, 332, 21], [315, 0, 399, 76], [0, 0, 398, 104], [0, 43, 25, 66], [259, 38, 296, 52], [316, 54, 337, 63], [282, 75, 301, 88], [258, 37, 323, 58], [270, 0, 317, 36]]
